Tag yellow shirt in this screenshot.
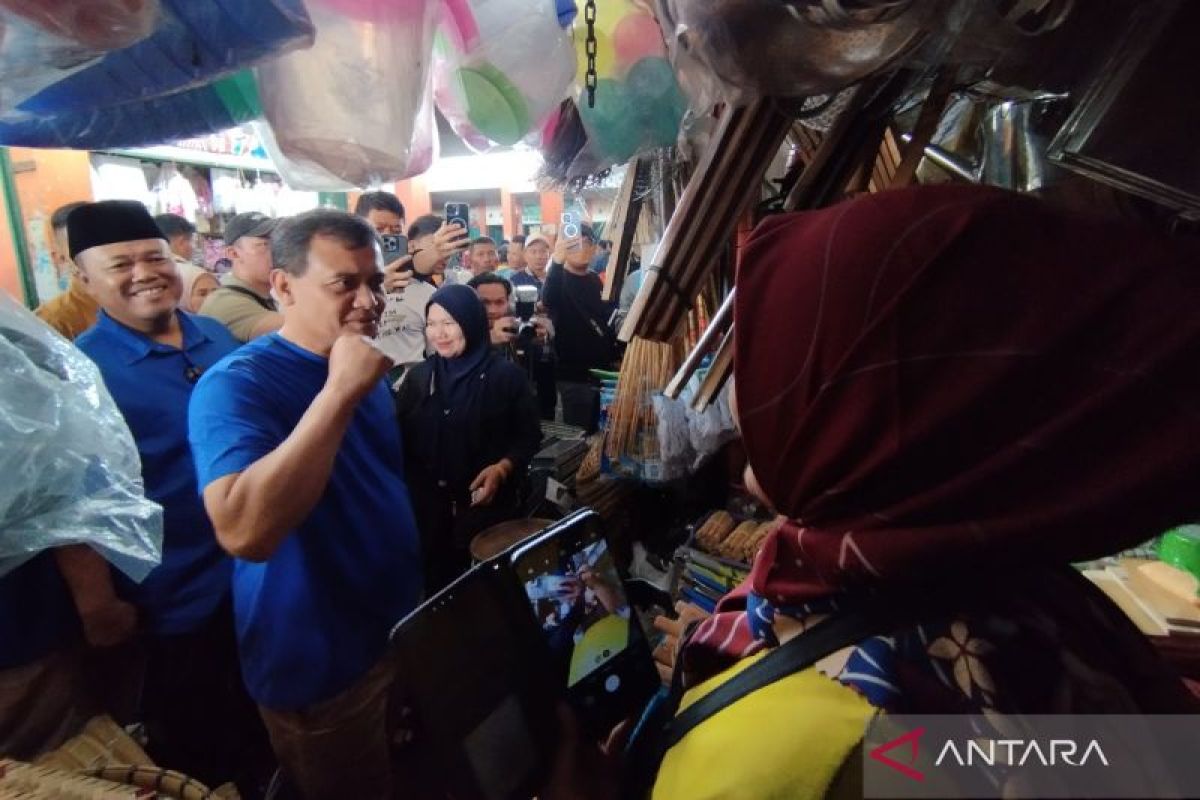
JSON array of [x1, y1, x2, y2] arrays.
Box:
[[34, 279, 99, 340], [653, 652, 873, 800]]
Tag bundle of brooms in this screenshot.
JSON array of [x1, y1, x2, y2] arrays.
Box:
[[604, 336, 686, 466]]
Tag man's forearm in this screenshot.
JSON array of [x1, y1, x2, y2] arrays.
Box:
[[54, 544, 118, 615], [205, 386, 357, 560]]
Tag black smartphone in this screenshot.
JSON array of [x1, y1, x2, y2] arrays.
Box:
[[389, 559, 560, 800], [509, 510, 660, 734], [445, 201, 470, 231], [380, 233, 407, 263]]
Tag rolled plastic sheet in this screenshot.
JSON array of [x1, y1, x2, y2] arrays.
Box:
[[255, 0, 438, 189], [11, 0, 312, 117], [433, 0, 575, 151], [573, 1, 688, 165], [0, 292, 162, 582], [0, 68, 263, 149], [0, 0, 161, 114]]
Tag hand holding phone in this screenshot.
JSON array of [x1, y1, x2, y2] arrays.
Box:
[[383, 255, 414, 295], [445, 201, 470, 232]]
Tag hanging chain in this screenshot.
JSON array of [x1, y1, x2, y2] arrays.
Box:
[[584, 0, 598, 108]]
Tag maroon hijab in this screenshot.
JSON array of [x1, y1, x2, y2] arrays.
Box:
[[684, 185, 1200, 710]]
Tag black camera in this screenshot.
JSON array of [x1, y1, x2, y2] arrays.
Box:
[[513, 284, 540, 345]]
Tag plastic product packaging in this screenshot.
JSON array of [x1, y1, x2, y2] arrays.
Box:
[[574, 0, 688, 165], [255, 0, 438, 189], [0, 68, 264, 149], [0, 293, 162, 581], [665, 0, 941, 102], [0, 0, 160, 114], [11, 0, 312, 117], [433, 0, 576, 150]]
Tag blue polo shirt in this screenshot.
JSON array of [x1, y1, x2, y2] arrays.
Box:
[[187, 333, 423, 710], [76, 311, 237, 635]]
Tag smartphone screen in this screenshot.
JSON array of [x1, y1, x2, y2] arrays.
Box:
[[522, 536, 630, 686], [511, 511, 658, 730]]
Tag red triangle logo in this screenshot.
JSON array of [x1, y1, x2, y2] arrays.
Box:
[[869, 726, 926, 782]]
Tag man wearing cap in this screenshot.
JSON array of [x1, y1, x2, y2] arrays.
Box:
[[70, 200, 267, 790], [510, 233, 550, 295], [199, 212, 283, 342], [189, 210, 423, 799]]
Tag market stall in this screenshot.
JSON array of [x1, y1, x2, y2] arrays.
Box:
[[3, 0, 1200, 798]]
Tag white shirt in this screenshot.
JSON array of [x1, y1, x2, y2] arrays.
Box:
[[374, 279, 436, 366]]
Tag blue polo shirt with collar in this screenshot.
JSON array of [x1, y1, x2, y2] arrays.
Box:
[[76, 310, 237, 635], [187, 333, 423, 710]]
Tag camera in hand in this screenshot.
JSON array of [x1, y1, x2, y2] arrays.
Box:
[[510, 284, 540, 345]]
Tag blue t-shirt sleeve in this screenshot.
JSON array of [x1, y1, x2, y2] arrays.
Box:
[[188, 364, 281, 491]]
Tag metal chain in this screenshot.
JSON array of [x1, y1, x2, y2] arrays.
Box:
[[584, 0, 598, 108]]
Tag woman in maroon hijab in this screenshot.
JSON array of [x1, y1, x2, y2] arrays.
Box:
[[550, 184, 1200, 800], [685, 184, 1200, 712]]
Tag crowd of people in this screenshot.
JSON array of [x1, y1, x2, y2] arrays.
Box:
[[4, 190, 621, 799], [8, 183, 1200, 800]]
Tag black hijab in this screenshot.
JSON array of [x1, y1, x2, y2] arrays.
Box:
[[426, 284, 491, 407]]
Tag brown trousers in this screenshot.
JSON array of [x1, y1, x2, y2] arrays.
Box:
[[258, 657, 398, 800], [0, 649, 90, 759]]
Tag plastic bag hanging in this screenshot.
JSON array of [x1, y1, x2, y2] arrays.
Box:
[[432, 0, 575, 151], [573, 0, 688, 166], [0, 293, 162, 581], [255, 0, 439, 189], [0, 0, 161, 115]]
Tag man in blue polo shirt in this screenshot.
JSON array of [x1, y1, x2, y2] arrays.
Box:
[[189, 209, 422, 800], [70, 200, 266, 791]]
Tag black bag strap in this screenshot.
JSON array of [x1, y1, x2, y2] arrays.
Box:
[[622, 587, 939, 798], [663, 598, 901, 749], [222, 284, 276, 311]]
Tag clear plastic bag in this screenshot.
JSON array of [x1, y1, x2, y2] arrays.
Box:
[[666, 0, 943, 103], [432, 0, 575, 150], [0, 0, 160, 114], [652, 391, 693, 482], [0, 293, 162, 581], [255, 0, 438, 189], [685, 375, 736, 469]]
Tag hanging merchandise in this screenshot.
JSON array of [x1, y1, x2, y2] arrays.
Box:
[[151, 162, 199, 219], [0, 0, 161, 115], [10, 0, 312, 117], [573, 0, 688, 165], [0, 68, 263, 149], [255, 0, 438, 189], [666, 0, 944, 102], [432, 0, 576, 150], [0, 292, 162, 581]]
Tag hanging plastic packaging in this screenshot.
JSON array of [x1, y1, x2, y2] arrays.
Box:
[[0, 293, 162, 581], [0, 68, 263, 149], [11, 0, 312, 118], [255, 0, 438, 189], [664, 0, 943, 102], [573, 1, 688, 165], [0, 0, 161, 115], [433, 0, 575, 150]]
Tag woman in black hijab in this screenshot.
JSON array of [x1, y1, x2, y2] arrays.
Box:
[[397, 284, 542, 591]]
